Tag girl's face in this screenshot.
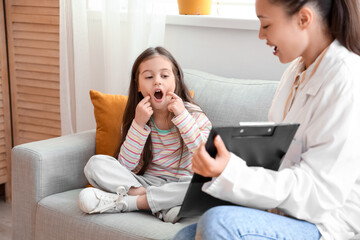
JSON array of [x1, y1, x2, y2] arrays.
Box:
[[138, 55, 176, 110], [256, 0, 308, 63]]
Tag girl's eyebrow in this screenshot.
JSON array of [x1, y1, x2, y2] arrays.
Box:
[[140, 69, 152, 75], [257, 15, 268, 19], [140, 68, 171, 75]]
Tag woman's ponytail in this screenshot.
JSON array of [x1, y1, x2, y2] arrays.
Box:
[[329, 0, 360, 55]]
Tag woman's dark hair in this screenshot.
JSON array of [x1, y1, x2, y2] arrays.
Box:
[[119, 46, 194, 175], [269, 0, 360, 55]]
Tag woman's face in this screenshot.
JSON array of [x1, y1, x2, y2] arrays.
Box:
[[256, 0, 308, 64], [137, 55, 176, 111]]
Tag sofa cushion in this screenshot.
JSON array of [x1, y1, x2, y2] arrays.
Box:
[[90, 90, 128, 157], [183, 69, 278, 127], [36, 189, 199, 240]]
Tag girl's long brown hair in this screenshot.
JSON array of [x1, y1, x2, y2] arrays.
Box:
[[119, 47, 194, 175], [269, 0, 360, 55]]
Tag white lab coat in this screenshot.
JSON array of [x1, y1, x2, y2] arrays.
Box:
[[202, 40, 360, 240]]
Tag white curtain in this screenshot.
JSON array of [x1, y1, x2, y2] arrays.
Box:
[[60, 0, 166, 135]]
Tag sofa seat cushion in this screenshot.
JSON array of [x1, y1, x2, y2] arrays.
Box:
[[36, 189, 199, 240]]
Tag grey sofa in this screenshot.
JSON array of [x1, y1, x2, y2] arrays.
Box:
[[12, 69, 278, 240]]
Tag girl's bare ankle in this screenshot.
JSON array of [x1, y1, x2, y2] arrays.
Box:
[[128, 186, 146, 196]]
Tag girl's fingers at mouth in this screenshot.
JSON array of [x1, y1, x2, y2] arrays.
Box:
[[166, 92, 179, 99]]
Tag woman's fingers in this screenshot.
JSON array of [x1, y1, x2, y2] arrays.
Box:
[[192, 144, 214, 176], [214, 135, 228, 156], [192, 144, 206, 169], [192, 136, 230, 177]]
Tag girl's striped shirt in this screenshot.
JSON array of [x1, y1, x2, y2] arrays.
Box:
[[118, 102, 212, 181]]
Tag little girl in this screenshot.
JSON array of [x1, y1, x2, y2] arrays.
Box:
[[78, 47, 212, 223], [175, 0, 360, 239]]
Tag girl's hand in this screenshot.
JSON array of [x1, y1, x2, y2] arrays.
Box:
[[167, 92, 185, 116], [192, 135, 230, 177], [134, 96, 153, 128]]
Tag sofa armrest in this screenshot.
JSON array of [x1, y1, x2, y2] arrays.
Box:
[[12, 130, 96, 240]]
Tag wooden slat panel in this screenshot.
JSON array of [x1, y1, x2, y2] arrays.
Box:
[[19, 123, 61, 135], [16, 62, 59, 74], [18, 108, 60, 121], [15, 54, 59, 66], [13, 6, 59, 16], [14, 39, 59, 49], [0, 176, 8, 184], [16, 70, 59, 81], [18, 93, 59, 105], [18, 101, 59, 113], [19, 116, 60, 128], [0, 160, 6, 168], [0, 152, 6, 159], [11, 14, 58, 25], [17, 79, 59, 90], [15, 46, 59, 58], [13, 31, 58, 42], [12, 0, 59, 8], [0, 168, 7, 176], [1, 0, 14, 201], [19, 131, 58, 142], [0, 158, 5, 166], [5, 0, 61, 180], [13, 23, 59, 33], [0, 144, 6, 153], [17, 85, 59, 97]]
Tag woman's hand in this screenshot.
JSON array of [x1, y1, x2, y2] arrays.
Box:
[[192, 135, 231, 177], [134, 96, 153, 128], [167, 92, 185, 116]]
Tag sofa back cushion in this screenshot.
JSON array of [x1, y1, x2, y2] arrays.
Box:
[[183, 69, 279, 127], [90, 90, 128, 157]]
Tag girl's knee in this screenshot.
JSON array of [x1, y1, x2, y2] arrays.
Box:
[[84, 154, 114, 176]]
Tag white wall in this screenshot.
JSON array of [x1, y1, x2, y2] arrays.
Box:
[[164, 23, 288, 81]]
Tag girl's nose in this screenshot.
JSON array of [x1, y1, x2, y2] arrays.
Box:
[[154, 76, 161, 85]]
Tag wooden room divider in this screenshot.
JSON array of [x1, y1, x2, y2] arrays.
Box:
[[0, 0, 61, 201]]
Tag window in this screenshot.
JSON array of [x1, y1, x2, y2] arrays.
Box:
[[165, 0, 256, 19], [87, 0, 256, 19]]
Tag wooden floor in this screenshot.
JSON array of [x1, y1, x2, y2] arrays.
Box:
[[0, 193, 12, 240]]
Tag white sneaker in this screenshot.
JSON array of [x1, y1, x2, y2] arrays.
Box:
[[78, 186, 127, 214], [156, 206, 182, 223]]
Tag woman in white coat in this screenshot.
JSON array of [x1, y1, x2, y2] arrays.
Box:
[[174, 0, 360, 239]]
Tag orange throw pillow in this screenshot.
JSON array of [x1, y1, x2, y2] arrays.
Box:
[[90, 90, 128, 158]]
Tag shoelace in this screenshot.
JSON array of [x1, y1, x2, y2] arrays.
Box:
[[95, 187, 127, 213], [113, 186, 127, 212]]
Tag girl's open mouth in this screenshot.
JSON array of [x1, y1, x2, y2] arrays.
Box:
[[154, 89, 163, 100]]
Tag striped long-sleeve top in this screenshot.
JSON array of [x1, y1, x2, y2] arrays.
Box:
[[118, 102, 212, 181]]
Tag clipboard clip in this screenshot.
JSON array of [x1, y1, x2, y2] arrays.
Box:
[[236, 126, 275, 137]]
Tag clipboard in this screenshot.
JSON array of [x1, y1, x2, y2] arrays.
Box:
[[178, 122, 300, 218]]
